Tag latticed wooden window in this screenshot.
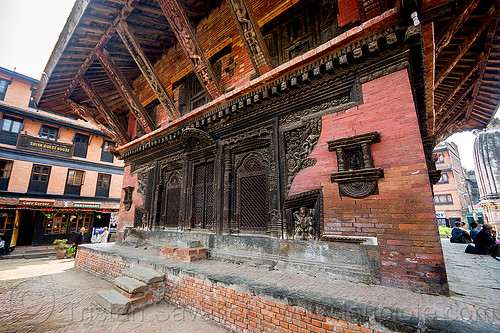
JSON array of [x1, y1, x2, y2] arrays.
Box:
[[238, 156, 269, 231], [193, 163, 214, 229], [164, 173, 181, 227]]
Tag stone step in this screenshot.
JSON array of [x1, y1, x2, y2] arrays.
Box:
[[95, 290, 130, 314], [122, 266, 164, 284], [114, 276, 148, 294]]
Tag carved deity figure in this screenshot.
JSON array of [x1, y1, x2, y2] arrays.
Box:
[[293, 207, 315, 240]]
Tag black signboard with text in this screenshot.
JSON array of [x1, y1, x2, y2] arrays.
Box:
[[17, 134, 74, 157]]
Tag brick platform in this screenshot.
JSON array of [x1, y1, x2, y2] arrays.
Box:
[[76, 243, 499, 333]]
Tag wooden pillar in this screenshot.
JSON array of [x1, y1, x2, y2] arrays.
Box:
[[225, 0, 273, 75], [96, 48, 156, 133], [156, 0, 222, 99], [77, 76, 131, 143], [116, 20, 181, 120]]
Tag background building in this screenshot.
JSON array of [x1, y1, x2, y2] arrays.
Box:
[[433, 142, 473, 226], [0, 67, 124, 246], [474, 118, 500, 229]]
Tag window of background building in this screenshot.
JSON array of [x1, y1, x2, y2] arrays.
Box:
[[436, 154, 445, 164], [0, 160, 13, 191], [64, 169, 85, 196], [434, 194, 453, 205], [95, 173, 111, 198], [0, 212, 14, 236], [28, 165, 51, 194], [73, 133, 89, 158], [28, 87, 37, 108], [100, 140, 115, 163], [0, 79, 9, 100], [437, 172, 449, 184], [0, 115, 23, 145], [69, 213, 92, 233], [40, 124, 59, 141], [45, 212, 69, 234]]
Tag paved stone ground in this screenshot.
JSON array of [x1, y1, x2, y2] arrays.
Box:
[[0, 258, 227, 332]]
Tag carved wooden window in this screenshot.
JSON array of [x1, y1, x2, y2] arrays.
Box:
[[173, 45, 230, 115], [163, 172, 181, 228], [193, 163, 215, 229], [237, 156, 269, 231], [262, 0, 339, 66], [137, 100, 158, 137], [328, 132, 383, 198]]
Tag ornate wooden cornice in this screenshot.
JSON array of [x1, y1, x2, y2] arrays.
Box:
[[63, 98, 123, 144], [96, 48, 156, 133], [76, 76, 131, 144], [116, 20, 181, 120], [156, 0, 223, 99], [226, 0, 273, 75]]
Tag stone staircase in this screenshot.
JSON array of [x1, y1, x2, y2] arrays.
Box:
[[1, 245, 57, 260], [96, 266, 165, 314]]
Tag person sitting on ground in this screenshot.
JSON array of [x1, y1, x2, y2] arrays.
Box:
[[0, 237, 5, 256], [474, 223, 497, 255], [469, 221, 479, 241], [490, 243, 500, 262], [100, 227, 109, 243], [450, 221, 471, 243], [91, 230, 101, 243]]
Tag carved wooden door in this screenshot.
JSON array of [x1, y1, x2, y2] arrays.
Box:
[[192, 163, 214, 229], [164, 173, 181, 227]]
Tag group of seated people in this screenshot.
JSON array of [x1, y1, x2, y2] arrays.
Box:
[[451, 221, 498, 256]]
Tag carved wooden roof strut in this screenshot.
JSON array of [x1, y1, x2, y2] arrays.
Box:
[[435, 5, 496, 87], [116, 20, 181, 120], [465, 19, 498, 121], [96, 48, 156, 133], [76, 76, 131, 144], [156, 0, 223, 99], [63, 98, 124, 144], [435, 0, 481, 57], [63, 0, 141, 100], [226, 0, 273, 75]]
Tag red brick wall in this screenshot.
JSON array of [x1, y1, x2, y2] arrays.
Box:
[[289, 70, 448, 294], [75, 248, 131, 281], [338, 0, 361, 26]]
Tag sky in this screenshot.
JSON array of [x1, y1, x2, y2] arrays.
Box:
[[0, 0, 498, 170]]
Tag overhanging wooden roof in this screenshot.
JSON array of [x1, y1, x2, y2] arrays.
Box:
[[35, 0, 500, 145], [36, 0, 223, 120]]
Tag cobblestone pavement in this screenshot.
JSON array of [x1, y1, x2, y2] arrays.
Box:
[[0, 258, 227, 332]]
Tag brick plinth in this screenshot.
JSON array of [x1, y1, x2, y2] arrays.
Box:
[[290, 69, 448, 294], [160, 246, 207, 262], [75, 246, 381, 333]]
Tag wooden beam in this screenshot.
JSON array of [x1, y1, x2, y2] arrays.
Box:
[[63, 0, 141, 100], [77, 75, 131, 144], [116, 20, 181, 120], [96, 48, 156, 133], [435, 0, 481, 56], [156, 0, 222, 99], [465, 20, 498, 120], [63, 97, 124, 144], [225, 0, 273, 75], [435, 5, 496, 87], [436, 75, 479, 129], [435, 52, 488, 116]]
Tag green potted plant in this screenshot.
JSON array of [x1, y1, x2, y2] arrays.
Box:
[[66, 245, 76, 258], [53, 239, 68, 259]]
